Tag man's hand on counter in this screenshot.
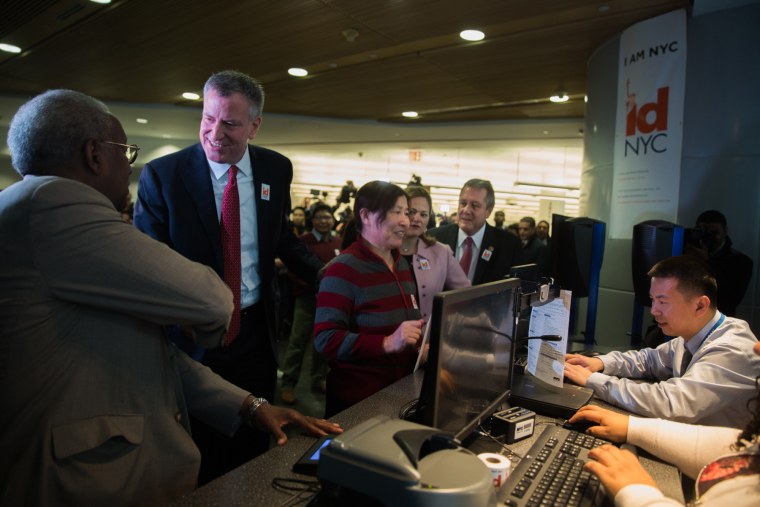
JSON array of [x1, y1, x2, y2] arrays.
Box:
[[253, 403, 343, 446]]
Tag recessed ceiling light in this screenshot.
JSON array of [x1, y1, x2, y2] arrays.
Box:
[[542, 130, 551, 135], [182, 92, 200, 100], [460, 30, 485, 42], [549, 93, 569, 103], [288, 67, 308, 77], [402, 111, 419, 118], [0, 43, 22, 54], [90, 0, 112, 4], [136, 118, 148, 124]]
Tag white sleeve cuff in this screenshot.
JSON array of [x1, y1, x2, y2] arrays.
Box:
[[615, 484, 680, 507]]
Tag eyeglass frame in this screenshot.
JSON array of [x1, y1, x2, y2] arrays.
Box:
[[100, 141, 140, 164]]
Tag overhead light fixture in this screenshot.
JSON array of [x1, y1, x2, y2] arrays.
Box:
[[288, 67, 308, 77], [182, 92, 200, 100], [459, 29, 485, 42], [549, 92, 569, 103], [342, 28, 359, 42], [136, 118, 148, 124], [402, 111, 419, 118], [90, 0, 112, 4], [0, 43, 22, 54]]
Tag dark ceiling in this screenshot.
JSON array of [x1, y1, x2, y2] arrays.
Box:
[[0, 0, 691, 123]]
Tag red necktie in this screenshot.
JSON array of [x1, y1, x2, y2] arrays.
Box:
[[221, 166, 241, 347], [459, 236, 474, 276]]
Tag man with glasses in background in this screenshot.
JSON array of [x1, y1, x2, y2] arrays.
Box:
[[0, 89, 340, 505], [134, 70, 324, 483]]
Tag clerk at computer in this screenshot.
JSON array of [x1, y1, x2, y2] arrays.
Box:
[[564, 255, 760, 428]]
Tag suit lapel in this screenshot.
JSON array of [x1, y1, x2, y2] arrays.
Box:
[[443, 225, 457, 252], [473, 225, 495, 285], [181, 145, 223, 269], [250, 145, 272, 266]]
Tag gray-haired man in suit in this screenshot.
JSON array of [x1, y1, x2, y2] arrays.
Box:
[[0, 89, 340, 506], [428, 178, 521, 285]]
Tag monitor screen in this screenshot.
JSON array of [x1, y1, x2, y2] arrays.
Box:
[[418, 278, 520, 442]]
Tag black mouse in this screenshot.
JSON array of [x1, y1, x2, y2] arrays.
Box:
[[563, 419, 599, 433]]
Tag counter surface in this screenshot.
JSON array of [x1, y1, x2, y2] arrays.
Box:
[[173, 372, 685, 506]]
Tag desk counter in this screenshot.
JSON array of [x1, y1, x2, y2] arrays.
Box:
[[174, 372, 684, 506]]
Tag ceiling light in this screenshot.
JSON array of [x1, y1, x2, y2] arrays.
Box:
[[459, 30, 485, 42], [0, 43, 22, 54], [136, 118, 148, 124], [549, 93, 569, 103], [342, 28, 359, 43], [402, 111, 419, 118], [288, 67, 308, 77], [89, 0, 112, 4], [182, 92, 200, 100]]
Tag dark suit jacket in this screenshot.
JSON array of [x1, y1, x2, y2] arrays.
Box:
[[428, 223, 521, 285], [134, 143, 322, 359], [520, 235, 550, 276]]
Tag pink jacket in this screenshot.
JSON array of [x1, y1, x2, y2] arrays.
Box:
[[411, 238, 471, 321]]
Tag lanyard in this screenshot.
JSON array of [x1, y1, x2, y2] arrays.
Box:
[[689, 313, 725, 354]]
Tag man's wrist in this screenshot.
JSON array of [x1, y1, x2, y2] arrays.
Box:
[[242, 395, 270, 426]]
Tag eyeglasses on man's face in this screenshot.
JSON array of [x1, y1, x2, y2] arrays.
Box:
[[101, 141, 140, 164]]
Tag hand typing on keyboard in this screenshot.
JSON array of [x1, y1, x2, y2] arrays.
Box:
[[502, 426, 619, 507], [567, 405, 630, 444], [584, 444, 656, 497]]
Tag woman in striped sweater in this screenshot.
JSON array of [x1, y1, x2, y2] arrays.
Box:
[[314, 181, 424, 417]]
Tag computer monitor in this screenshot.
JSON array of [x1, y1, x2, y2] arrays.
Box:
[[416, 278, 520, 442]]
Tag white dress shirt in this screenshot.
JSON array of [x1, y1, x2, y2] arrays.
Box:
[[208, 150, 261, 307], [456, 224, 486, 283]]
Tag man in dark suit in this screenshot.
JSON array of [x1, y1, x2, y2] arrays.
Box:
[[428, 179, 520, 285], [134, 70, 323, 483], [518, 216, 550, 276]]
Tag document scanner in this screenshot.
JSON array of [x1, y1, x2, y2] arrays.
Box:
[[317, 415, 497, 507]]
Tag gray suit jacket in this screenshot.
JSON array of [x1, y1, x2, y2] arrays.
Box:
[[0, 176, 248, 505]]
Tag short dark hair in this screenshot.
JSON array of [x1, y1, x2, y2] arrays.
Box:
[[520, 216, 536, 228], [461, 179, 495, 210], [204, 70, 265, 119], [538, 220, 550, 228], [354, 181, 407, 233], [696, 209, 727, 229], [311, 203, 334, 218], [291, 206, 306, 214], [647, 255, 718, 308]]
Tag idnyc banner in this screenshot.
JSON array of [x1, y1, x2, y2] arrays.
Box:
[[610, 9, 687, 239]]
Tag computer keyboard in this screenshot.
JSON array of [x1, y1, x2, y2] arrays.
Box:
[[500, 425, 613, 507]]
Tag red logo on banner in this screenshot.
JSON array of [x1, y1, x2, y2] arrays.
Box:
[[624, 81, 670, 156], [626, 85, 669, 136]]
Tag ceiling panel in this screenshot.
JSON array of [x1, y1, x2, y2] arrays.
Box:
[[0, 0, 691, 121]]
